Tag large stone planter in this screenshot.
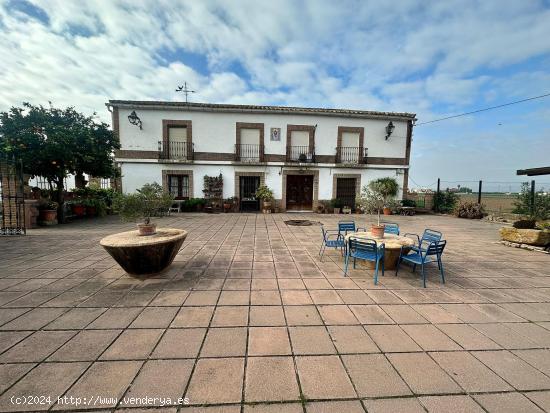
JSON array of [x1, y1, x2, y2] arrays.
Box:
[[100, 228, 187, 277], [500, 227, 550, 247]]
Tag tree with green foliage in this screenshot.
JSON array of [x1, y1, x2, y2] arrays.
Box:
[[0, 103, 119, 222], [433, 190, 458, 213], [513, 182, 550, 220]]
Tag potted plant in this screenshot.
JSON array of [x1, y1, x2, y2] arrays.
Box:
[[342, 205, 352, 214], [83, 198, 107, 217], [357, 181, 392, 238], [113, 183, 174, 236], [72, 201, 86, 217], [38, 200, 58, 225], [331, 198, 343, 214], [223, 197, 235, 212], [255, 185, 273, 212], [371, 177, 399, 215]]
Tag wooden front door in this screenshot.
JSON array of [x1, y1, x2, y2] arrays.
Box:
[[286, 174, 314, 211]]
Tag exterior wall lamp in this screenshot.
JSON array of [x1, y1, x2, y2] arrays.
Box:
[[128, 110, 142, 130], [385, 121, 395, 140]]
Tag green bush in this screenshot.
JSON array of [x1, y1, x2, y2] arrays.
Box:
[[401, 199, 416, 207], [433, 190, 458, 213], [113, 183, 173, 224], [181, 198, 206, 212], [255, 185, 273, 201], [512, 182, 550, 220], [331, 198, 344, 209]]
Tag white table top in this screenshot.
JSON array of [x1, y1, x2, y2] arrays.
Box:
[[344, 231, 415, 249]]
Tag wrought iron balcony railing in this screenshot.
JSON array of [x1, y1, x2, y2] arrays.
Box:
[[336, 146, 368, 164], [235, 144, 262, 162], [287, 145, 316, 163], [158, 141, 194, 160]]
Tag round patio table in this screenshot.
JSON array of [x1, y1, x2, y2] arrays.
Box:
[[344, 231, 415, 270]]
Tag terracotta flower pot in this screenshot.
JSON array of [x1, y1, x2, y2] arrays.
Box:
[[72, 204, 86, 216], [137, 223, 157, 236], [383, 207, 392, 215], [39, 209, 57, 223], [371, 224, 385, 238], [223, 203, 232, 212]]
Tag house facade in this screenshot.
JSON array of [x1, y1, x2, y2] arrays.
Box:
[[107, 100, 415, 211]]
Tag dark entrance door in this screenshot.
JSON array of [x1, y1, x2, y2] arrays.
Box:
[[0, 156, 26, 235], [336, 178, 357, 210], [240, 176, 260, 211], [286, 174, 314, 211]]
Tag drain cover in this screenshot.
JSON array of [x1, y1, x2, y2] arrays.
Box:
[[284, 219, 317, 226]]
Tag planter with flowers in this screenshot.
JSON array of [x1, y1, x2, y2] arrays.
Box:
[[255, 185, 274, 213]]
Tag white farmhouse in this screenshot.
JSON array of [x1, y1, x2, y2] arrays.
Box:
[[107, 100, 415, 212]]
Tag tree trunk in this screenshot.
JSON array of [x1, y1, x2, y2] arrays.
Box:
[[55, 178, 66, 224]]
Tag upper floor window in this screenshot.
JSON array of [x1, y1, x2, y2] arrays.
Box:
[[337, 126, 365, 164], [235, 122, 264, 162], [161, 120, 193, 160]]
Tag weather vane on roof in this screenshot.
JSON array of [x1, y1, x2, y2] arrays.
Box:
[[175, 82, 196, 103]]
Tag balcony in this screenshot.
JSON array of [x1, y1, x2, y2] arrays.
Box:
[[287, 145, 316, 163], [336, 147, 368, 164], [158, 141, 194, 160], [235, 144, 262, 163]]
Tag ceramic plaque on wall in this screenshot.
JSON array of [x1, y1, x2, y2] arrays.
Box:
[[270, 127, 281, 141]]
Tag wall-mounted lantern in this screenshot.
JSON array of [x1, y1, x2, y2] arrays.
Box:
[[385, 121, 395, 140], [128, 110, 142, 130]]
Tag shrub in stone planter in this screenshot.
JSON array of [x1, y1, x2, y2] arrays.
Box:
[[38, 200, 59, 225], [255, 185, 273, 211], [513, 219, 536, 229], [113, 183, 173, 235]]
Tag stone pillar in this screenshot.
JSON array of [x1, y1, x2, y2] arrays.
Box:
[[24, 200, 39, 229]]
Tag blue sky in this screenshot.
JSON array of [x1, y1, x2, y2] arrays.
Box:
[[1, 0, 549, 190]]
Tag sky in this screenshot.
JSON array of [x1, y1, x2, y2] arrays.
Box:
[[1, 0, 549, 191]]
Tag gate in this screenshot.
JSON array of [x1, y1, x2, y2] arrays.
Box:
[[336, 178, 357, 209], [0, 156, 26, 235]]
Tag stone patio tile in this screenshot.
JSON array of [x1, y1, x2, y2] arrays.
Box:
[[411, 304, 462, 323], [183, 290, 220, 306], [171, 306, 215, 327], [327, 326, 378, 354], [123, 359, 194, 406], [342, 354, 411, 397], [305, 400, 365, 413], [380, 305, 428, 324], [244, 403, 302, 413], [0, 331, 31, 354], [5, 291, 59, 307], [474, 392, 545, 413], [185, 358, 244, 404], [436, 323, 501, 350], [211, 306, 249, 327], [251, 279, 278, 290], [349, 305, 394, 324], [430, 351, 512, 392], [401, 324, 461, 351], [472, 350, 550, 390], [365, 325, 422, 352], [317, 305, 358, 325], [364, 397, 425, 413], [309, 290, 343, 304], [87, 307, 143, 329], [296, 355, 356, 399], [506, 322, 550, 347], [278, 279, 306, 290], [249, 306, 285, 326], [114, 290, 158, 307], [129, 307, 179, 328], [58, 361, 142, 409], [513, 349, 550, 377], [289, 326, 336, 355], [336, 289, 374, 304], [387, 353, 461, 394], [245, 356, 300, 402], [281, 290, 313, 305], [100, 329, 164, 360], [43, 307, 107, 329], [303, 278, 333, 290], [418, 395, 484, 413], [218, 290, 250, 305], [392, 290, 431, 304], [248, 327, 291, 355], [328, 278, 358, 289], [284, 306, 322, 326], [200, 327, 247, 357], [1, 307, 67, 330], [472, 323, 538, 349], [0, 308, 29, 327], [48, 329, 120, 361], [149, 290, 190, 306], [471, 303, 526, 322], [525, 391, 550, 412], [250, 290, 281, 305], [151, 328, 206, 358], [223, 279, 251, 290], [0, 363, 36, 393], [0, 362, 89, 412], [440, 304, 496, 323], [0, 330, 76, 363]]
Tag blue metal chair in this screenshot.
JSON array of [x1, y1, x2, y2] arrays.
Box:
[[319, 225, 345, 261], [338, 220, 356, 235], [384, 223, 400, 235], [404, 229, 442, 253], [395, 240, 447, 288], [344, 237, 385, 284]]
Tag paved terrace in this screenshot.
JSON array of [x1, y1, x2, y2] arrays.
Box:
[[1, 213, 550, 413]]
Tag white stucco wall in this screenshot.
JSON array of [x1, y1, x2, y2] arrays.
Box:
[[116, 108, 408, 158]]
